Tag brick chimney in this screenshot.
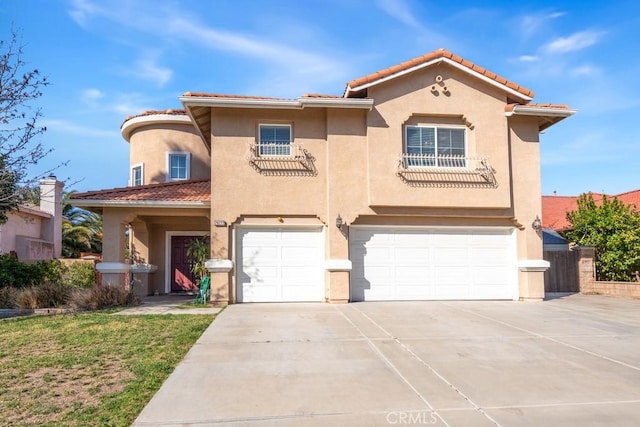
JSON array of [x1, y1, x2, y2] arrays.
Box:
[[39, 176, 64, 258]]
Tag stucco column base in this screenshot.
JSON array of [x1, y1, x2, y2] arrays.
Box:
[[208, 271, 231, 306], [326, 269, 350, 303], [518, 260, 549, 301]]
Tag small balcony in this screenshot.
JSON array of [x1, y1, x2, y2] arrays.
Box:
[[396, 154, 497, 187], [248, 142, 316, 176]]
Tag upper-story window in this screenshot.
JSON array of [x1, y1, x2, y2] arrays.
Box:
[[405, 125, 466, 167], [167, 152, 191, 181], [258, 124, 291, 156], [131, 163, 144, 186]]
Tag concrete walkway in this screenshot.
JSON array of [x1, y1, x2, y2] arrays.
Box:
[[134, 294, 640, 426], [115, 295, 222, 315]]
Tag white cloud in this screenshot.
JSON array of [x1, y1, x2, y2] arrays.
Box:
[[544, 30, 605, 54], [68, 0, 104, 27], [518, 55, 539, 62], [81, 88, 104, 101], [131, 57, 173, 87], [41, 119, 117, 138], [570, 65, 601, 76], [520, 11, 565, 39], [166, 19, 350, 92], [376, 0, 421, 29]]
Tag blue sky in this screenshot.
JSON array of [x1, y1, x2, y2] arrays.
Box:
[[1, 0, 639, 196]]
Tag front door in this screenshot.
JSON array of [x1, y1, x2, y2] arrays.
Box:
[[170, 235, 208, 292]]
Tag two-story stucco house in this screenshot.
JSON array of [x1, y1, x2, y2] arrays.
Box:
[[72, 48, 574, 303]]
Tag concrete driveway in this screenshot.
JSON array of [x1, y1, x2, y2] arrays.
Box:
[[134, 294, 640, 426]]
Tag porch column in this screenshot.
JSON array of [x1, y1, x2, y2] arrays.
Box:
[[325, 219, 351, 303], [100, 208, 134, 288], [206, 224, 231, 305]]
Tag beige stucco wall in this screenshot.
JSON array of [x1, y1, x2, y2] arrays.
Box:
[[201, 64, 547, 302], [128, 122, 211, 185], [101, 62, 554, 302]]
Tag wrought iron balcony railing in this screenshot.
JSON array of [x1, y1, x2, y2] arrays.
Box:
[[397, 154, 496, 187]]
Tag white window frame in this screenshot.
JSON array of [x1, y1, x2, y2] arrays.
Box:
[[130, 163, 144, 186], [258, 124, 292, 157], [404, 125, 467, 168], [166, 151, 191, 181]]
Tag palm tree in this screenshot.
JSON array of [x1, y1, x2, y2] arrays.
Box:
[[61, 191, 103, 258]]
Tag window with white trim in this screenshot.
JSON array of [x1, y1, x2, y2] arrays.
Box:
[[167, 152, 191, 181], [258, 124, 291, 156], [405, 125, 466, 167], [131, 163, 144, 186]]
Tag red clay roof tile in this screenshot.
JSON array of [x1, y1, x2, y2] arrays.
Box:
[[71, 179, 211, 203], [346, 48, 535, 99], [543, 190, 640, 231], [182, 92, 285, 100]]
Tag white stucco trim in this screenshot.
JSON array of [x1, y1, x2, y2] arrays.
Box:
[[205, 259, 233, 273], [505, 105, 576, 118], [130, 263, 158, 274], [96, 262, 131, 274], [121, 114, 192, 141], [518, 259, 551, 272], [345, 57, 533, 102], [180, 96, 373, 110], [325, 259, 352, 271]]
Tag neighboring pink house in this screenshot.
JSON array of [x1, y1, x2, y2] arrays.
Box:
[[0, 177, 64, 261]]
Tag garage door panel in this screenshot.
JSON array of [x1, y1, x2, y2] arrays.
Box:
[[395, 266, 430, 284], [237, 228, 323, 303], [350, 227, 516, 301], [394, 247, 430, 262]]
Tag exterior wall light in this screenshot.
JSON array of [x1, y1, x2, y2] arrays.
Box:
[[531, 215, 542, 232], [336, 214, 343, 229]]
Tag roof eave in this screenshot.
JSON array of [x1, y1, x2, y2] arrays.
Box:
[[120, 114, 192, 142], [344, 57, 534, 102], [71, 200, 211, 209], [506, 106, 576, 131], [179, 96, 374, 110]]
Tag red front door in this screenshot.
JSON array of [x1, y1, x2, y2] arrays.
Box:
[[170, 236, 208, 292]]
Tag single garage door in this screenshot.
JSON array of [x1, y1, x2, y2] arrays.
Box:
[[237, 228, 324, 302], [350, 227, 516, 301]]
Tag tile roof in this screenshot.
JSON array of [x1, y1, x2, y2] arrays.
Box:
[[346, 48, 535, 98], [302, 93, 342, 98], [123, 109, 187, 124], [71, 179, 211, 202], [182, 92, 286, 100], [542, 189, 640, 231]]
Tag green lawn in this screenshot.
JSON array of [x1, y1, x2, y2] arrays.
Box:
[[0, 311, 216, 426]]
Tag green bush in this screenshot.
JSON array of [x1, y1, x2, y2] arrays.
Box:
[[0, 255, 64, 288], [61, 262, 96, 289]]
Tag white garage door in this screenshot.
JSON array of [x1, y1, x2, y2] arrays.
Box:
[[350, 227, 517, 301], [237, 228, 324, 302]]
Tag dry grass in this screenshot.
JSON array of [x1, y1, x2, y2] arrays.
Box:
[[0, 311, 215, 426]]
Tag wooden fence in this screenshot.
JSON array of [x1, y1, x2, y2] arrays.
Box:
[[543, 250, 580, 293]]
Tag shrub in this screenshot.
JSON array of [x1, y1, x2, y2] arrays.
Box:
[[0, 287, 18, 308], [15, 283, 70, 309], [69, 285, 139, 311], [61, 262, 96, 289], [0, 255, 64, 288]]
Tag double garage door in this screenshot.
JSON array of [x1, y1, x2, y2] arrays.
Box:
[[236, 227, 516, 302], [350, 227, 517, 301]]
